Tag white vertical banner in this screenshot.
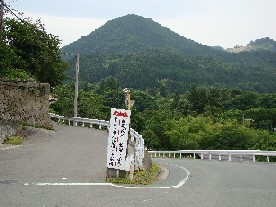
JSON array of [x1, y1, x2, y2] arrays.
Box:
[[106, 108, 131, 170]]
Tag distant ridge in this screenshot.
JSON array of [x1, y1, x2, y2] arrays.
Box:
[[225, 37, 276, 53], [61, 14, 276, 93]]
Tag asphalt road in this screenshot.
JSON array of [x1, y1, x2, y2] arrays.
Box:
[[0, 123, 275, 207]]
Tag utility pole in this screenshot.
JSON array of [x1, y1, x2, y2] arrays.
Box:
[[0, 0, 4, 38], [73, 51, 79, 125]]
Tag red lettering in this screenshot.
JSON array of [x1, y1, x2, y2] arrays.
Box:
[[113, 111, 128, 117]]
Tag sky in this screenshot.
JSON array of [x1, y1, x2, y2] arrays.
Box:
[[5, 0, 276, 48]]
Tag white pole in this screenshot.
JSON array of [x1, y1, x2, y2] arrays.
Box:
[[73, 52, 79, 126]]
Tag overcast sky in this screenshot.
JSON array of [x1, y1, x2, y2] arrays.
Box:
[[6, 0, 276, 48]]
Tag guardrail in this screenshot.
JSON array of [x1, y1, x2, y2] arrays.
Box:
[[49, 113, 109, 129], [148, 150, 276, 163], [49, 113, 276, 163], [49, 113, 144, 170]]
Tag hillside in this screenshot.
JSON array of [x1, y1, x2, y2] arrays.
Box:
[[61, 14, 276, 93], [62, 14, 220, 57], [225, 37, 276, 53]]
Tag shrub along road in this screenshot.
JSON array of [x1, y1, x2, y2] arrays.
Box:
[[0, 123, 275, 206]]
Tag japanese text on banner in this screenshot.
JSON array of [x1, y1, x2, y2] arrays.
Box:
[[106, 108, 131, 170]]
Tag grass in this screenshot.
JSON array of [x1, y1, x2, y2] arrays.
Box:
[[106, 163, 160, 185], [2, 135, 24, 145]]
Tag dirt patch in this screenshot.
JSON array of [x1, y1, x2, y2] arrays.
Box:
[[157, 164, 170, 180]]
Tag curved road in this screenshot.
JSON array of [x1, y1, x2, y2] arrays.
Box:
[[0, 123, 275, 207]]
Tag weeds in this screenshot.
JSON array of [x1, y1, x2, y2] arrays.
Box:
[[106, 163, 160, 185], [2, 135, 23, 145]]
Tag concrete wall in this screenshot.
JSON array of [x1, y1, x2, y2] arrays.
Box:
[[0, 79, 52, 128]]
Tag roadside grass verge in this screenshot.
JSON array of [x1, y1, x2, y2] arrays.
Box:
[[2, 135, 24, 145], [2, 127, 27, 145], [106, 163, 160, 185]]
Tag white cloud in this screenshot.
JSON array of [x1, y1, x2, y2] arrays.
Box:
[[9, 0, 276, 48], [22, 12, 107, 46], [158, 0, 276, 48]]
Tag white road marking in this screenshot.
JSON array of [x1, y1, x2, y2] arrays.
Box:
[[171, 164, 190, 188], [124, 186, 171, 189], [0, 145, 21, 151], [34, 182, 118, 187], [24, 162, 191, 189]]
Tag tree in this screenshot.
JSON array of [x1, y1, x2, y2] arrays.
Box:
[[95, 77, 125, 109], [245, 108, 276, 131], [187, 85, 208, 115], [229, 91, 259, 110], [50, 84, 107, 119], [131, 90, 156, 112], [1, 17, 67, 86]]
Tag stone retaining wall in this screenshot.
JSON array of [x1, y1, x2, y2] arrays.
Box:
[[0, 79, 52, 129]]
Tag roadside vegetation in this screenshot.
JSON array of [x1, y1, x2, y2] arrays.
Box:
[[2, 135, 24, 145], [1, 127, 27, 145], [1, 14, 275, 153], [50, 78, 276, 153], [106, 163, 160, 185]]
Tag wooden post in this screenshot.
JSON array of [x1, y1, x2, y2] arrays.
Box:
[[73, 52, 79, 126], [0, 0, 4, 40]]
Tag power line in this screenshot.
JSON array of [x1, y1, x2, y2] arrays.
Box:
[[2, 1, 78, 61], [3, 1, 25, 23]]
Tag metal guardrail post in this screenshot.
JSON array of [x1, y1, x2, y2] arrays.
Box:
[[147, 150, 276, 163]]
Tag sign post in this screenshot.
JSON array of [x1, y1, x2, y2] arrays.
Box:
[[106, 108, 131, 178]]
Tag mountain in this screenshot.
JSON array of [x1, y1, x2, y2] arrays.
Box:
[[62, 14, 222, 57], [225, 37, 276, 53], [61, 14, 276, 93]]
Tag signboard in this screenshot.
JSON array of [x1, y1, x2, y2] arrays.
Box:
[[106, 108, 131, 170]]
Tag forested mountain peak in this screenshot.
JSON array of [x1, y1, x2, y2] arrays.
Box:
[[61, 14, 217, 56], [62, 15, 276, 93]]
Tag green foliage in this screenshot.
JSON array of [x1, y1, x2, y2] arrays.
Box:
[[245, 108, 276, 131], [1, 17, 67, 86], [50, 84, 107, 119], [106, 163, 160, 185], [2, 135, 23, 145], [249, 37, 276, 52], [163, 116, 213, 150], [51, 78, 276, 152], [200, 124, 257, 150], [0, 68, 33, 81], [62, 14, 276, 93]]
